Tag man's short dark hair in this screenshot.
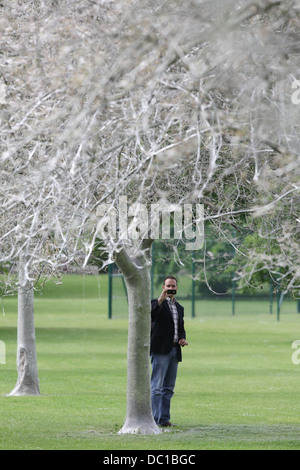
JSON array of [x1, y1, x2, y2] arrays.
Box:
[[163, 276, 178, 285]]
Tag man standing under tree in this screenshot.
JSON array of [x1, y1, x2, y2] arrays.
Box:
[[150, 276, 188, 427]]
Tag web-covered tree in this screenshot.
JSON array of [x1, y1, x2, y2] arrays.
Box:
[[0, 0, 299, 430]]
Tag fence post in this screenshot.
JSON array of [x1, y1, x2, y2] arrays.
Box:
[[108, 263, 113, 319], [269, 280, 273, 314], [276, 280, 284, 322], [232, 271, 236, 316]]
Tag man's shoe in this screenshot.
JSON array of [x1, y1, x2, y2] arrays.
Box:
[[160, 421, 173, 427]]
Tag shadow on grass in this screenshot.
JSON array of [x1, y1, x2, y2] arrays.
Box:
[[54, 423, 300, 450]]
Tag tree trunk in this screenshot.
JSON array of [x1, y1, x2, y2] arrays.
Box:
[[115, 242, 161, 434], [8, 263, 40, 396]]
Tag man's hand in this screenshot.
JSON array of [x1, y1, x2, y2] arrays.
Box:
[[178, 339, 188, 347], [157, 286, 169, 305]]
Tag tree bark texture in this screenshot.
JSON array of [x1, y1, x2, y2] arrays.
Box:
[[115, 244, 161, 434], [8, 264, 40, 396]]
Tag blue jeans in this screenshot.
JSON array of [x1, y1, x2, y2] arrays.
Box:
[[151, 347, 179, 425]]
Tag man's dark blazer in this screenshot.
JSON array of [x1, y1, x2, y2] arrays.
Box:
[[150, 298, 186, 362]]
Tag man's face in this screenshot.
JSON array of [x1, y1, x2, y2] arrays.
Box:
[[163, 278, 177, 298]]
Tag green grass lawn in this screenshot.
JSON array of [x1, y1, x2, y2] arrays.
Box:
[[1, 274, 300, 450]]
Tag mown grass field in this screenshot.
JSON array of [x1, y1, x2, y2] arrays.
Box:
[[1, 274, 300, 450]]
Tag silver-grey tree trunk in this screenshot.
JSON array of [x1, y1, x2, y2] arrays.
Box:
[[8, 263, 40, 396], [115, 241, 161, 434]]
